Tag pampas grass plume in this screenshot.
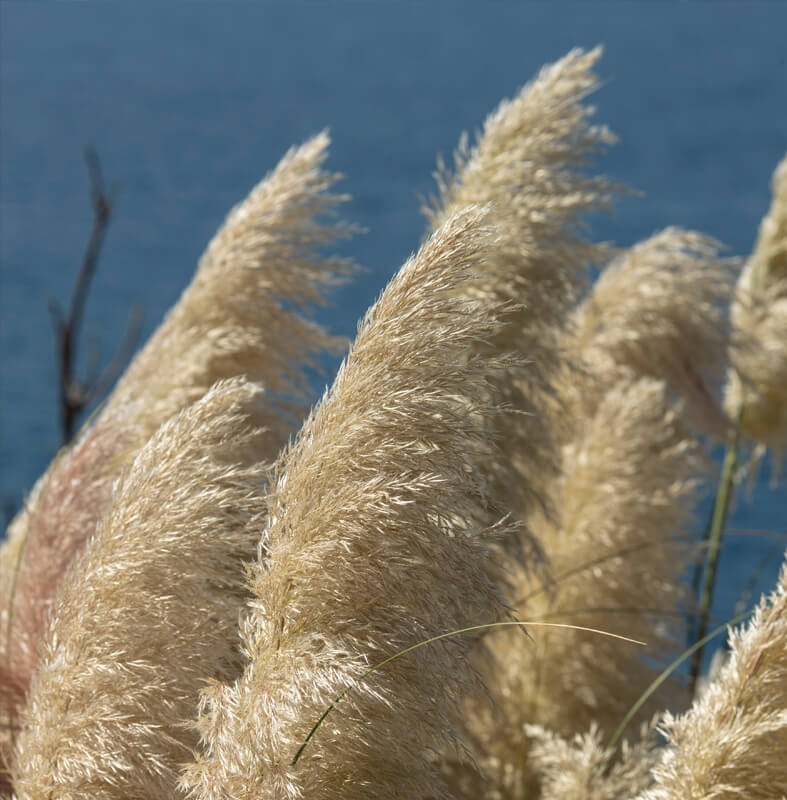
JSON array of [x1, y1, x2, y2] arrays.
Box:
[[453, 228, 730, 798], [106, 129, 355, 444], [12, 378, 269, 799], [467, 378, 704, 799], [0, 409, 141, 790], [181, 206, 518, 800], [0, 132, 352, 781], [431, 57, 733, 798], [425, 46, 619, 515], [572, 228, 735, 436], [640, 556, 787, 800], [3, 54, 783, 800], [527, 722, 659, 800], [726, 154, 787, 455]]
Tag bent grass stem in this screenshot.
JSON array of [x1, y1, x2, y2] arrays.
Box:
[[291, 621, 644, 766]]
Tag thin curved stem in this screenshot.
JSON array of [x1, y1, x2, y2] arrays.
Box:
[[291, 621, 645, 766]]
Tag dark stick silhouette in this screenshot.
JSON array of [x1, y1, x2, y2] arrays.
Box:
[[48, 147, 143, 444]]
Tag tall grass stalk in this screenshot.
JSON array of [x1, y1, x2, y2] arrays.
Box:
[[689, 423, 742, 695], [609, 610, 752, 753], [686, 152, 787, 699]]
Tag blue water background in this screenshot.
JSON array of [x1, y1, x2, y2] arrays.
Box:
[[1, 3, 785, 638]]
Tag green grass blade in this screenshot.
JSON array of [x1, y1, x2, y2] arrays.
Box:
[[689, 422, 741, 694]]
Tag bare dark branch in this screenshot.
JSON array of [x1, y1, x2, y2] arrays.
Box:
[[85, 305, 144, 407], [50, 147, 139, 444]]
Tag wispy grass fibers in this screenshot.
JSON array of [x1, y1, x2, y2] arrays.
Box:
[[0, 132, 353, 786], [12, 379, 269, 798], [181, 207, 520, 800]]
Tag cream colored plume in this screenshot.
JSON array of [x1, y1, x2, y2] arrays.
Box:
[[424, 46, 619, 514], [639, 557, 787, 800], [0, 131, 353, 783], [527, 722, 659, 800], [181, 207, 518, 800], [572, 227, 735, 437], [12, 379, 269, 799], [0, 409, 141, 794], [455, 229, 735, 798], [726, 154, 787, 455], [105, 129, 354, 440], [463, 378, 704, 799]]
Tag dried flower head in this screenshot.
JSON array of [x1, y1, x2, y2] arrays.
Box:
[[181, 207, 519, 800], [572, 228, 735, 437], [12, 379, 269, 799], [640, 557, 787, 800], [527, 721, 659, 800], [464, 378, 704, 799], [0, 131, 353, 786], [106, 129, 355, 443], [726, 154, 787, 456], [425, 46, 619, 517]]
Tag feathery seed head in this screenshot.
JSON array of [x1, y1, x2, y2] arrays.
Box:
[[528, 722, 660, 800], [181, 206, 523, 800], [0, 408, 141, 783], [726, 154, 787, 455], [640, 557, 787, 800], [572, 228, 735, 437], [0, 132, 354, 785], [12, 379, 270, 799], [107, 129, 356, 443], [425, 46, 623, 549], [462, 378, 705, 799]]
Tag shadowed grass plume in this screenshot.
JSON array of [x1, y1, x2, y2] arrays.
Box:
[[0, 409, 141, 791], [422, 52, 623, 789], [0, 131, 353, 786], [726, 154, 787, 458], [461, 378, 705, 799], [12, 379, 270, 799], [443, 196, 733, 797], [181, 207, 519, 800], [571, 228, 735, 436], [639, 556, 787, 800]]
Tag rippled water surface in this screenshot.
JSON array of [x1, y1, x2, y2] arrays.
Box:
[[1, 2, 785, 623]]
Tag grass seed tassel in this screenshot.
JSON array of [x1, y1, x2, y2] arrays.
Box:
[[639, 556, 787, 800], [12, 379, 270, 799], [725, 154, 787, 460], [181, 207, 520, 800], [424, 46, 619, 519], [0, 131, 354, 785]]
